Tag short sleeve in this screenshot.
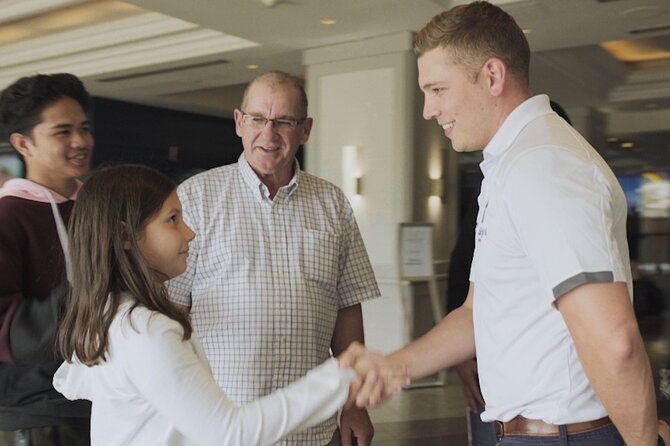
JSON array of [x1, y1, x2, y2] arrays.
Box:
[[335, 194, 380, 309], [502, 147, 624, 299]]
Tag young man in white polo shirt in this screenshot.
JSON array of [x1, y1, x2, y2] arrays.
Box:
[[353, 2, 670, 445]]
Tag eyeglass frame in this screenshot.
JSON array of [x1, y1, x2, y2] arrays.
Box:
[[239, 111, 307, 132]]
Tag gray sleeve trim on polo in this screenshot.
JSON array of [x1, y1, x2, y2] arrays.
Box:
[[552, 271, 615, 298]]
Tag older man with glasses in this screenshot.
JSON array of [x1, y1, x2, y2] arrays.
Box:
[[167, 71, 380, 446]]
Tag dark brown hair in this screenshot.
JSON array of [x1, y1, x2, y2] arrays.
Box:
[[58, 164, 192, 365], [414, 1, 530, 86]]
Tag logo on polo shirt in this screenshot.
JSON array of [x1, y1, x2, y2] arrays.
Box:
[[477, 225, 488, 243], [476, 201, 489, 243]]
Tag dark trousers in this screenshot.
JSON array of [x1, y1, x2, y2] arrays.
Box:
[[0, 426, 89, 446], [468, 407, 497, 446]]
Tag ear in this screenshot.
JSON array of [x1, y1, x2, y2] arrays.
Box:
[[9, 132, 33, 158], [120, 221, 132, 250], [233, 109, 244, 138], [482, 58, 507, 97], [298, 117, 313, 145]]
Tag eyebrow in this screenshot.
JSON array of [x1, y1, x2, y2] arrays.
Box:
[[420, 82, 442, 91], [50, 123, 73, 130], [49, 120, 90, 130]]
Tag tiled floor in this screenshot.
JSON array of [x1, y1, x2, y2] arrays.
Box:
[[369, 273, 670, 445]]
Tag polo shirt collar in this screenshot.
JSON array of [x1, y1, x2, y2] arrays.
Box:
[[238, 153, 300, 202], [480, 94, 553, 177]]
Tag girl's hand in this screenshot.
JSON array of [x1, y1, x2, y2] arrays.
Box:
[[338, 342, 410, 408]]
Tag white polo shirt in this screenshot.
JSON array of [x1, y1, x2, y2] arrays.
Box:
[[472, 95, 632, 424]]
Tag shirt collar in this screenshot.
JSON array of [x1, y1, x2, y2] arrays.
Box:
[[238, 153, 300, 203], [480, 94, 553, 177]]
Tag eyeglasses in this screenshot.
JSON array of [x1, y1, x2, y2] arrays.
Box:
[[240, 112, 305, 131]]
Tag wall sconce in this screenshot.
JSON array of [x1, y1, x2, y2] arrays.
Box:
[[342, 145, 363, 197], [430, 177, 444, 200]]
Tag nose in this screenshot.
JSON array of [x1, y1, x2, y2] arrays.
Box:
[[423, 95, 438, 121], [71, 130, 91, 149], [183, 223, 196, 242], [259, 119, 280, 139]]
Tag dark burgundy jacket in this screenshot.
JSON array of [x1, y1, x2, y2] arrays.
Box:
[[0, 181, 90, 429]]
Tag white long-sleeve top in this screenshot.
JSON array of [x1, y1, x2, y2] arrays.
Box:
[[53, 301, 355, 445]]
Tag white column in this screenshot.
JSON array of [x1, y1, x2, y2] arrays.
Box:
[[303, 32, 452, 353]]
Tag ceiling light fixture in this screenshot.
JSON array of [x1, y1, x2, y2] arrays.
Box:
[[246, 64, 259, 69], [260, 0, 280, 7], [320, 18, 337, 25], [621, 142, 634, 149]]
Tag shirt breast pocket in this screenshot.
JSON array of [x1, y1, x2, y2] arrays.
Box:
[[301, 229, 339, 292]]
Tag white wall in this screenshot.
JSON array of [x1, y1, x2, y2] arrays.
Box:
[[303, 32, 452, 353], [304, 33, 416, 352]]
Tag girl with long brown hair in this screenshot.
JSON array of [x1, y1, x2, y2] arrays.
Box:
[[54, 164, 399, 445]]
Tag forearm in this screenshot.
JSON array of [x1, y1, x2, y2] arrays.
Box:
[[558, 282, 657, 445], [581, 329, 656, 444], [120, 315, 352, 446], [331, 304, 364, 355], [231, 359, 353, 445], [388, 304, 475, 381]]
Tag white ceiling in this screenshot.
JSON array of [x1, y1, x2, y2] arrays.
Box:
[[1, 0, 670, 169]]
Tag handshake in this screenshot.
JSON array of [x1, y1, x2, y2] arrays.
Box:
[[337, 342, 411, 409]]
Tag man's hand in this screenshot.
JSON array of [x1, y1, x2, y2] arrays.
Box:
[[659, 419, 670, 445], [338, 341, 410, 408], [454, 359, 485, 412], [339, 406, 374, 446]]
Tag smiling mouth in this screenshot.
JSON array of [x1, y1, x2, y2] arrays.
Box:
[[69, 152, 89, 161], [441, 121, 454, 130]]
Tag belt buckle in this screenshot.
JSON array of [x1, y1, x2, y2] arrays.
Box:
[[495, 421, 505, 437]]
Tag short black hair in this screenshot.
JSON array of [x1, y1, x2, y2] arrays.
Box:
[[0, 73, 90, 137]]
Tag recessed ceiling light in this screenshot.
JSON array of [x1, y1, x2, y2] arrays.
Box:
[[320, 18, 336, 25], [522, 29, 532, 34], [607, 137, 619, 143], [621, 142, 634, 149], [246, 64, 259, 69], [601, 39, 670, 63], [0, 1, 144, 46]]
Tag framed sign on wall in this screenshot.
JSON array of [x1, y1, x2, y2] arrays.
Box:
[[398, 222, 435, 280]]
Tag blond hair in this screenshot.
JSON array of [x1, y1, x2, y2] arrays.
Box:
[[414, 1, 530, 85]]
